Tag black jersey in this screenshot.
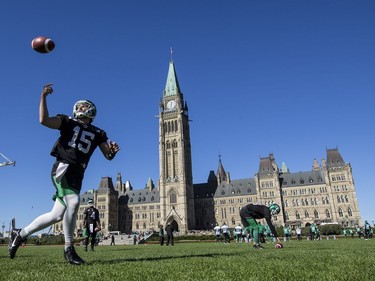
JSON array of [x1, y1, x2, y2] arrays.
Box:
[[50, 114, 108, 172], [240, 204, 278, 238], [84, 206, 100, 226]]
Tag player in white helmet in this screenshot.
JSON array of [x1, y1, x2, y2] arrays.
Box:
[[9, 83, 120, 265]]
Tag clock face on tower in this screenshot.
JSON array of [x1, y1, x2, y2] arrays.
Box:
[[167, 100, 176, 110]]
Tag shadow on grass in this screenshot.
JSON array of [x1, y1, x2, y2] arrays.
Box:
[[87, 252, 239, 265]]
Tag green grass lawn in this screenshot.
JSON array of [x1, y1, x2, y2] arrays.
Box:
[[1, 239, 374, 281]]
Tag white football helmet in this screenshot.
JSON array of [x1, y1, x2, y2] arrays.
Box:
[[73, 100, 97, 121]]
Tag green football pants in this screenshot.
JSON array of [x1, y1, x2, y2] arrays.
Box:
[[245, 218, 259, 244]]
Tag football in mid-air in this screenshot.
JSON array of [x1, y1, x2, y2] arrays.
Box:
[[31, 36, 55, 53], [275, 242, 283, 249]]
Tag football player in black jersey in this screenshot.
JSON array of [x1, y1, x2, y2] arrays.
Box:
[[240, 203, 281, 249], [9, 83, 120, 265], [83, 199, 101, 251]]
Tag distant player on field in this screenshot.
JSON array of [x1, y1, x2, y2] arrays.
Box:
[[234, 224, 243, 243], [214, 223, 222, 243], [83, 199, 101, 251]]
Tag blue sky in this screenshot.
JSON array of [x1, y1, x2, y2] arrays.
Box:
[[1, 1, 374, 232]]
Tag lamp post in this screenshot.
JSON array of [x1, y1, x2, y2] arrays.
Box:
[[1, 222, 5, 236]]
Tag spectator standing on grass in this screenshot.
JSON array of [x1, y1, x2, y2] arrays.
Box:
[[316, 226, 321, 240], [110, 234, 115, 246], [234, 224, 242, 243], [349, 228, 354, 238], [159, 225, 165, 246], [165, 223, 174, 246], [221, 222, 230, 244], [364, 221, 371, 240], [309, 223, 317, 240], [296, 227, 302, 241], [214, 223, 222, 243], [283, 225, 291, 242], [356, 225, 362, 239]]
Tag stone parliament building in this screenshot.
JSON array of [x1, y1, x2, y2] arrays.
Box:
[[52, 59, 362, 235]]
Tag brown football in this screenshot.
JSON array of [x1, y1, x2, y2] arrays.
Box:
[[31, 36, 55, 53]]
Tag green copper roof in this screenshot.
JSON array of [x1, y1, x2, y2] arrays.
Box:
[[164, 61, 181, 97]]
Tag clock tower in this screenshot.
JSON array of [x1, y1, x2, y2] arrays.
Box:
[[158, 58, 195, 233]]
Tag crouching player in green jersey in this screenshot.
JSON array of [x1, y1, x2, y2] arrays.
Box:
[[240, 203, 281, 249]]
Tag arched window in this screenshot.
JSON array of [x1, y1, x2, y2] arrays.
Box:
[[170, 191, 177, 204], [285, 212, 289, 220], [348, 207, 353, 217], [338, 208, 344, 217], [304, 211, 309, 218], [314, 210, 319, 219], [325, 209, 331, 218], [296, 211, 300, 220], [172, 139, 178, 148]]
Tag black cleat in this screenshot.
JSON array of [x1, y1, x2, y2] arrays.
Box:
[[9, 229, 26, 259], [64, 246, 85, 265], [253, 244, 263, 250]]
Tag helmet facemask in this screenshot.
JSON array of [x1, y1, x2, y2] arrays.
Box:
[[269, 203, 281, 216], [73, 100, 96, 122]]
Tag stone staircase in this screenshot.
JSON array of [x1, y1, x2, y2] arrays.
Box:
[[99, 234, 136, 246]]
